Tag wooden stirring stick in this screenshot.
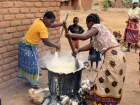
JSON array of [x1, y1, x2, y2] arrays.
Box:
[[56, 13, 69, 55], [63, 22, 80, 70]]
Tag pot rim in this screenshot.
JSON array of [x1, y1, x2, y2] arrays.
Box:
[[40, 62, 89, 74]]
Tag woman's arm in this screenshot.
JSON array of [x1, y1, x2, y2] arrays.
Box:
[[78, 42, 93, 53], [42, 38, 60, 50], [49, 23, 63, 28], [65, 27, 98, 40], [73, 42, 93, 57]]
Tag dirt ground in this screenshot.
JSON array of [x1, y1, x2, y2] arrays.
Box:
[[1, 7, 139, 105]]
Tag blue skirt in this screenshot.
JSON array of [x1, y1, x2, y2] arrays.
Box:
[[18, 37, 39, 87], [88, 47, 101, 62]]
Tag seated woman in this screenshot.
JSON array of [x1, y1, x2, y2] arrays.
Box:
[[18, 11, 62, 89], [65, 13, 126, 105]]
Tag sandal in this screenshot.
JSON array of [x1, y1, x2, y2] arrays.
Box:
[[32, 86, 39, 89], [123, 49, 130, 52], [89, 67, 93, 71], [135, 51, 138, 54]]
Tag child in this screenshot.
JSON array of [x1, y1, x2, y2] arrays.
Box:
[[88, 37, 101, 71], [68, 17, 85, 49]]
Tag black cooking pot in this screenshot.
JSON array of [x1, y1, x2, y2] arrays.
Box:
[[40, 62, 89, 95]]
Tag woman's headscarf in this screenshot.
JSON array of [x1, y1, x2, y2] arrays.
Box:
[[132, 0, 139, 4]]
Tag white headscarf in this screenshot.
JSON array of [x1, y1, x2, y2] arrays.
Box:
[[132, 0, 139, 4]]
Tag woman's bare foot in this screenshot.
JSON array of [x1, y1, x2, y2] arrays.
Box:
[[95, 68, 98, 72], [89, 67, 93, 71]]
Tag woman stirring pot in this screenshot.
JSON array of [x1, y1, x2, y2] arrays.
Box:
[[65, 13, 126, 105]]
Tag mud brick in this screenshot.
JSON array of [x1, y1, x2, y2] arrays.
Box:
[[0, 16, 2, 22], [30, 9, 38, 13], [40, 0, 47, 1], [0, 72, 4, 78], [0, 29, 4, 35], [9, 50, 18, 56], [14, 2, 24, 8], [5, 27, 17, 33], [2, 2, 13, 8], [0, 47, 7, 54], [51, 30, 57, 35], [26, 14, 35, 19], [9, 39, 18, 45], [14, 44, 18, 50], [16, 14, 25, 20], [14, 55, 18, 60], [35, 3, 42, 7], [0, 42, 4, 48], [3, 52, 9, 59], [11, 72, 18, 78], [39, 8, 47, 13], [0, 55, 2, 60], [2, 64, 10, 71], [42, 46, 49, 51], [56, 2, 60, 6], [22, 20, 31, 25], [50, 2, 56, 6], [37, 48, 42, 53], [35, 13, 43, 18], [4, 68, 15, 76], [17, 26, 27, 31], [43, 3, 50, 7], [4, 15, 15, 21], [49, 35, 56, 40], [0, 9, 8, 14], [4, 41, 9, 46], [0, 60, 4, 66], [55, 7, 60, 12], [0, 78, 2, 83], [11, 21, 21, 27], [3, 75, 10, 81], [7, 45, 14, 51], [47, 0, 54, 1], [38, 43, 44, 47], [25, 3, 34, 7], [20, 8, 29, 14], [13, 32, 23, 38], [48, 8, 54, 11], [9, 9, 19, 14], [4, 57, 14, 64]]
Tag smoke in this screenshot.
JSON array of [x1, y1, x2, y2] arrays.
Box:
[[42, 50, 88, 65], [41, 50, 88, 73]]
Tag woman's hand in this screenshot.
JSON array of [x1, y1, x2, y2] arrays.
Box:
[[56, 43, 61, 51], [72, 49, 78, 57], [65, 33, 73, 38]]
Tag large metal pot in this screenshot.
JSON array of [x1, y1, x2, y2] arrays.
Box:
[[40, 61, 89, 96]]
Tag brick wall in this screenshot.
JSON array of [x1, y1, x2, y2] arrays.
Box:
[[115, 0, 124, 8], [81, 0, 92, 9], [0, 0, 60, 90], [72, 0, 79, 9], [61, 0, 92, 10], [60, 0, 73, 10]]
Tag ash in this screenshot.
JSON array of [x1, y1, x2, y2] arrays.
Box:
[[42, 80, 94, 105], [42, 94, 93, 105]]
